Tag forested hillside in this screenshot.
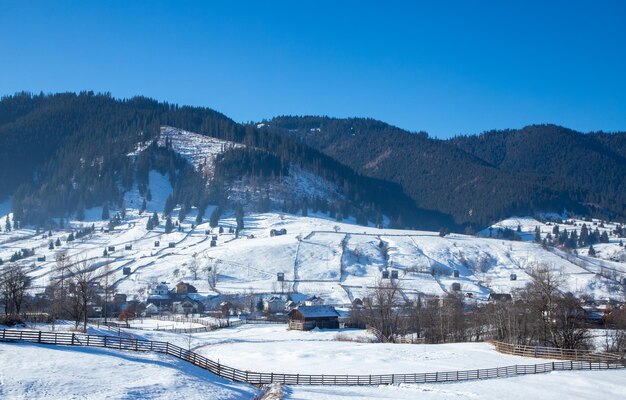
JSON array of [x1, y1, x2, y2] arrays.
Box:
[[0, 93, 447, 230], [261, 117, 626, 227]]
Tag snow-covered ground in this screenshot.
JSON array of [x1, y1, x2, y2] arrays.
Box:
[[2, 323, 625, 399], [0, 342, 258, 399], [158, 126, 243, 179], [285, 370, 626, 400], [188, 325, 557, 375], [1, 203, 624, 304]]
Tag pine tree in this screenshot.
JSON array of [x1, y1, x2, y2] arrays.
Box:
[[235, 204, 244, 230], [600, 231, 609, 243], [210, 207, 221, 228], [534, 226, 541, 242], [140, 198, 147, 214], [588, 245, 596, 257], [152, 212, 159, 227], [178, 207, 186, 223], [5, 216, 11, 232], [76, 198, 85, 221], [55, 238, 61, 246], [102, 202, 110, 220], [164, 194, 175, 216], [48, 240, 54, 250], [165, 216, 174, 233], [146, 217, 154, 230]]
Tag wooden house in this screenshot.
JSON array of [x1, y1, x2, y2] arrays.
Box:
[[175, 282, 198, 294], [288, 305, 340, 330], [488, 293, 512, 302]]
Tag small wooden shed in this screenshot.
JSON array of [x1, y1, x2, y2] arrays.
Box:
[[288, 305, 340, 330]]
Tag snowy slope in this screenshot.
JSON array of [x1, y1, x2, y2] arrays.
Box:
[[158, 126, 243, 179], [0, 342, 257, 399], [2, 205, 624, 304]]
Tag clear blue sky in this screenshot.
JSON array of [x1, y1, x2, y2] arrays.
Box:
[[1, 1, 625, 138]]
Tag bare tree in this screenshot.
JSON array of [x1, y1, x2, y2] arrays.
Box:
[[604, 306, 626, 352], [101, 260, 115, 323], [68, 258, 98, 331], [1, 263, 31, 318], [203, 254, 217, 289], [189, 253, 199, 280], [363, 279, 404, 342]]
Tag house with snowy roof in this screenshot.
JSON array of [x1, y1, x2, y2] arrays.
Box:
[[288, 305, 340, 330]]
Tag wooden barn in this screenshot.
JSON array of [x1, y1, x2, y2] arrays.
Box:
[[288, 305, 340, 330]]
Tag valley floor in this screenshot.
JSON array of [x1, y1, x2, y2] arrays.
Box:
[[2, 323, 625, 399]]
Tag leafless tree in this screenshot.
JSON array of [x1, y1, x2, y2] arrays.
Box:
[[1, 263, 31, 317], [189, 253, 199, 280], [604, 306, 626, 352], [68, 258, 98, 331], [363, 279, 405, 342]]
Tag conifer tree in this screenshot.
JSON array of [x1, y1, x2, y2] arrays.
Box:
[[588, 245, 596, 257], [165, 216, 174, 233], [102, 202, 110, 220]]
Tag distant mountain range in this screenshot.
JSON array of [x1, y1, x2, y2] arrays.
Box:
[[0, 92, 624, 231], [259, 117, 626, 227]]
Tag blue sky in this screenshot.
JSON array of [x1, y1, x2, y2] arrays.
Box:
[[1, 1, 625, 138]]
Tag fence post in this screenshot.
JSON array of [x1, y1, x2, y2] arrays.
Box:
[[71, 333, 75, 345], [38, 331, 41, 343]]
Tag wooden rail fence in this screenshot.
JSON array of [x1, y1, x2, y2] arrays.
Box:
[[1, 329, 624, 386], [97, 317, 285, 334], [492, 341, 624, 362]]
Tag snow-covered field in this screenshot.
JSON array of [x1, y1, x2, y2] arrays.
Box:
[[0, 342, 258, 399], [2, 323, 625, 399], [185, 325, 556, 375], [285, 370, 626, 400]]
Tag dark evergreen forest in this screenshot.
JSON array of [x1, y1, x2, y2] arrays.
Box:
[[3, 92, 623, 232], [261, 116, 626, 227], [0, 92, 448, 230]]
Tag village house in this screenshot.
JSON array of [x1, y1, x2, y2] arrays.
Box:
[[263, 295, 285, 314], [146, 281, 206, 314], [175, 282, 198, 294], [488, 293, 513, 302], [288, 305, 340, 330]]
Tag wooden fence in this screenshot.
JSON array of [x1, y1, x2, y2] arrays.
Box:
[[94, 317, 283, 334], [492, 341, 624, 363], [1, 329, 624, 386]]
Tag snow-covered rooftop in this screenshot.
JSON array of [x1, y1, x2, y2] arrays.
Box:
[[292, 305, 339, 318]]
